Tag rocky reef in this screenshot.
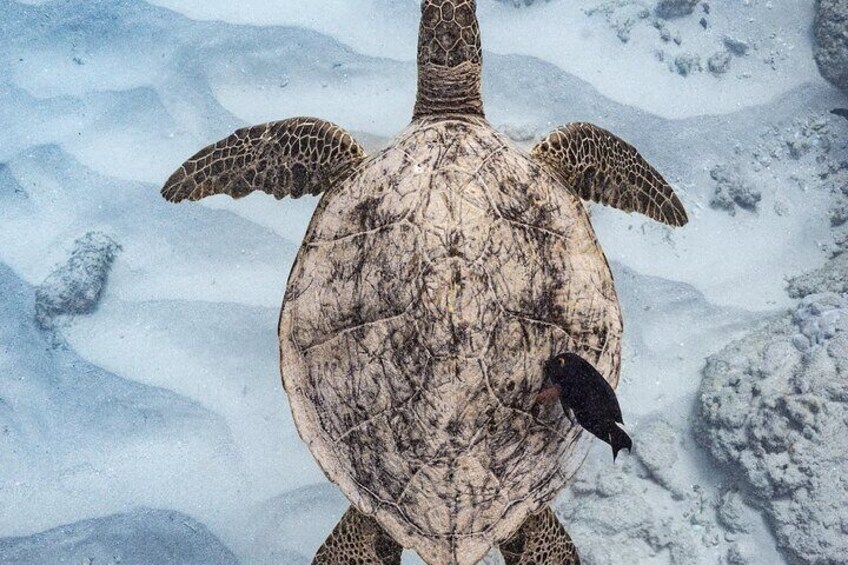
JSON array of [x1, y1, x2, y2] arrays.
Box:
[[34, 231, 121, 329], [787, 253, 848, 299], [708, 164, 761, 214], [814, 0, 848, 95], [553, 415, 774, 565], [655, 0, 701, 20], [695, 263, 848, 563]]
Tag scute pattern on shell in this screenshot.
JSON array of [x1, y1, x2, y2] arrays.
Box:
[[279, 119, 622, 565], [161, 117, 365, 202]]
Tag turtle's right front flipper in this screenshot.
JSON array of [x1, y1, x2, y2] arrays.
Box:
[[161, 117, 366, 203]]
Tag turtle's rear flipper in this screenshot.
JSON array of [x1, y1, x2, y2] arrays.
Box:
[[161, 117, 366, 203], [313, 507, 402, 565], [500, 507, 581, 564], [532, 122, 688, 227]]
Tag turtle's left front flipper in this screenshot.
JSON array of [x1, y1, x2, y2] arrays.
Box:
[[161, 117, 366, 203], [532, 122, 688, 227]]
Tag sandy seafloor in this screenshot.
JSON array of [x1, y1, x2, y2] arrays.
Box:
[[1, 1, 846, 564]]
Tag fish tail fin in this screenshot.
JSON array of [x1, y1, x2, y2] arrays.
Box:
[[610, 424, 633, 462]]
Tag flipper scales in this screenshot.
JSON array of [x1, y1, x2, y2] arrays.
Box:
[[161, 117, 365, 203], [532, 122, 688, 227]]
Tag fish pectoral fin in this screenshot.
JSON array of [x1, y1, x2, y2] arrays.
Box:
[[536, 385, 562, 405]]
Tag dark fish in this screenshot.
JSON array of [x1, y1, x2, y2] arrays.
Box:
[[537, 352, 632, 461], [831, 108, 848, 121]]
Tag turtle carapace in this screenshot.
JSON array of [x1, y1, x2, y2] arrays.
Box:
[[160, 1, 688, 563]]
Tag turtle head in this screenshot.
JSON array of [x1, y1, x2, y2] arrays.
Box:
[[413, 0, 484, 120]]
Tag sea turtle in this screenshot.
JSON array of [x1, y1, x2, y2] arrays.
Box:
[[161, 1, 688, 563]]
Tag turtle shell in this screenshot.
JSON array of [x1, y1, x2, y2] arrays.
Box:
[[278, 118, 622, 565]]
